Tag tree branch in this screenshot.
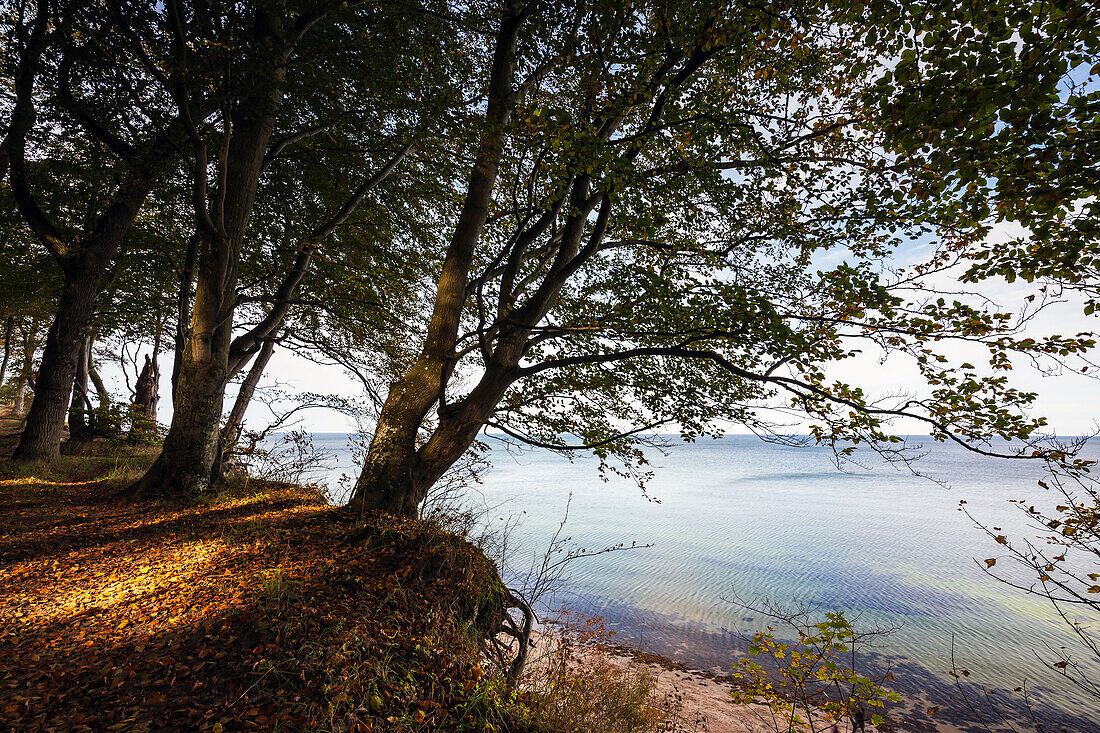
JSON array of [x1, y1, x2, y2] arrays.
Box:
[[519, 345, 1060, 461], [484, 418, 673, 451], [58, 45, 138, 162], [227, 139, 416, 372], [5, 3, 71, 266]]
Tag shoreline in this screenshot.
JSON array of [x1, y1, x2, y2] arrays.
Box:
[[535, 624, 997, 733], [554, 623, 1078, 733], [530, 626, 889, 733]]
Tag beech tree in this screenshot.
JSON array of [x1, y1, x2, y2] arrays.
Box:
[[132, 0, 467, 494], [2, 0, 190, 460], [346, 0, 1097, 516]]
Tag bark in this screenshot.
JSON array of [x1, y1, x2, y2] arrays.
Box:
[[13, 270, 101, 460], [351, 365, 518, 516], [148, 318, 163, 422], [135, 358, 229, 494], [135, 225, 249, 493], [66, 334, 93, 444], [171, 233, 199, 406], [213, 334, 277, 483], [348, 3, 525, 516], [0, 315, 15, 387], [347, 361, 448, 515], [133, 14, 289, 495], [134, 319, 164, 426], [135, 231, 239, 493], [345, 0, 682, 516]]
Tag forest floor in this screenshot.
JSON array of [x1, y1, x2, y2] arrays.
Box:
[[0, 440, 527, 732]]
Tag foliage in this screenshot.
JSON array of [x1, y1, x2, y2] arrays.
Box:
[[347, 0, 1100, 517], [0, 186, 58, 328], [731, 610, 899, 732], [4, 0, 1097, 491], [877, 0, 1100, 306]]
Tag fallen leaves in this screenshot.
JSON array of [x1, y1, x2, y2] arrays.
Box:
[[0, 456, 520, 732]]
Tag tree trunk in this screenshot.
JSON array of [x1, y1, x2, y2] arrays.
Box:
[[11, 321, 37, 415], [89, 365, 109, 410], [133, 348, 228, 494], [220, 336, 276, 456], [133, 29, 288, 495], [348, 3, 525, 516], [211, 335, 277, 484], [134, 355, 157, 420], [66, 334, 92, 444], [132, 211, 244, 495], [348, 362, 444, 515], [0, 315, 14, 388], [171, 233, 199, 407], [13, 270, 100, 461], [351, 361, 518, 516], [12, 380, 26, 415]]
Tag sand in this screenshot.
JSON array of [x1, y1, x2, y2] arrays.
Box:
[[522, 629, 886, 733]]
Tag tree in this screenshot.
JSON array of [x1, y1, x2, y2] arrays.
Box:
[[0, 316, 13, 389], [730, 605, 899, 732], [2, 0, 189, 461], [65, 332, 94, 443], [346, 0, 1096, 516], [9, 317, 46, 415], [132, 0, 467, 495]]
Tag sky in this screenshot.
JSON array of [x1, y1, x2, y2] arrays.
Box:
[[184, 234, 1100, 443]]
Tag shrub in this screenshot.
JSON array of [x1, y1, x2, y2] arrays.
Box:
[[520, 611, 697, 732], [731, 610, 899, 733]]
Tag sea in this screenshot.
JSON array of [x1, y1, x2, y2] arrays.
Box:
[[281, 433, 1100, 732]]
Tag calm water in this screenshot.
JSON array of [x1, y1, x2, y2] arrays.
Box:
[[300, 434, 1100, 731]]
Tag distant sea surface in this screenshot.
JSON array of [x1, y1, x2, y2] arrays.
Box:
[[298, 433, 1100, 731]]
